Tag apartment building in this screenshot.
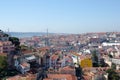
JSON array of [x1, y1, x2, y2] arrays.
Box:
[[0, 41, 14, 53]]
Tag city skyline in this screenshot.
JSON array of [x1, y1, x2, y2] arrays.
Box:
[[0, 0, 120, 33]]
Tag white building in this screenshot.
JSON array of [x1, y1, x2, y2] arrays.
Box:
[[102, 42, 120, 46]]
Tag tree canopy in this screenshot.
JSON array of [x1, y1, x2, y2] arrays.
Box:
[[106, 69, 120, 80], [92, 50, 99, 67], [3, 33, 9, 37], [9, 37, 20, 46], [0, 55, 7, 69]]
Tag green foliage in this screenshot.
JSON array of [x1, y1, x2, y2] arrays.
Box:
[[3, 33, 9, 37], [106, 69, 120, 80], [9, 37, 20, 46], [92, 50, 98, 62], [9, 37, 20, 51], [20, 45, 28, 51], [9, 37, 19, 41], [0, 56, 7, 69], [92, 50, 109, 67], [106, 69, 115, 73], [92, 50, 99, 67], [0, 69, 19, 79], [111, 63, 116, 70]]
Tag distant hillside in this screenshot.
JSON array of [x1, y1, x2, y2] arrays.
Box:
[[6, 32, 48, 38]]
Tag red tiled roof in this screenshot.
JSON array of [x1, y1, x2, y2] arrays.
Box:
[[45, 74, 77, 80], [20, 62, 29, 68], [39, 47, 50, 51], [43, 79, 53, 80], [0, 53, 7, 56], [83, 75, 92, 80], [61, 66, 74, 71], [22, 50, 33, 54], [7, 74, 36, 80], [51, 54, 58, 61], [6, 75, 20, 80]]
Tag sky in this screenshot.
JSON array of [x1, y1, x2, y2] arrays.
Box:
[[0, 0, 120, 33]]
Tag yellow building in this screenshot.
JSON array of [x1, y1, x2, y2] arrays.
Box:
[[80, 58, 92, 68]]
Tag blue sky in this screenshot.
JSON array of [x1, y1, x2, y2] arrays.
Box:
[[0, 0, 120, 33]]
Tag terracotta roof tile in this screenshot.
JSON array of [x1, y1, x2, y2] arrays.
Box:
[[61, 66, 74, 71], [20, 62, 30, 68], [22, 50, 33, 54], [0, 53, 7, 56], [43, 79, 53, 80], [46, 74, 77, 80], [51, 54, 58, 61], [7, 74, 36, 80]]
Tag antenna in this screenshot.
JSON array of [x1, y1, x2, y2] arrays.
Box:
[[47, 28, 48, 37], [8, 28, 11, 37], [8, 28, 9, 33], [45, 28, 49, 46]]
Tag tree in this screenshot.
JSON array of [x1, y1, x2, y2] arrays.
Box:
[[9, 37, 20, 46], [75, 65, 82, 80], [0, 56, 8, 70], [111, 63, 116, 70], [9, 37, 20, 51], [92, 50, 99, 67], [106, 69, 120, 80], [3, 33, 9, 37]]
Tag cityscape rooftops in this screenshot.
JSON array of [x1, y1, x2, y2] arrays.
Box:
[[20, 62, 30, 69], [44, 74, 77, 80], [6, 73, 36, 80], [25, 55, 36, 61]]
